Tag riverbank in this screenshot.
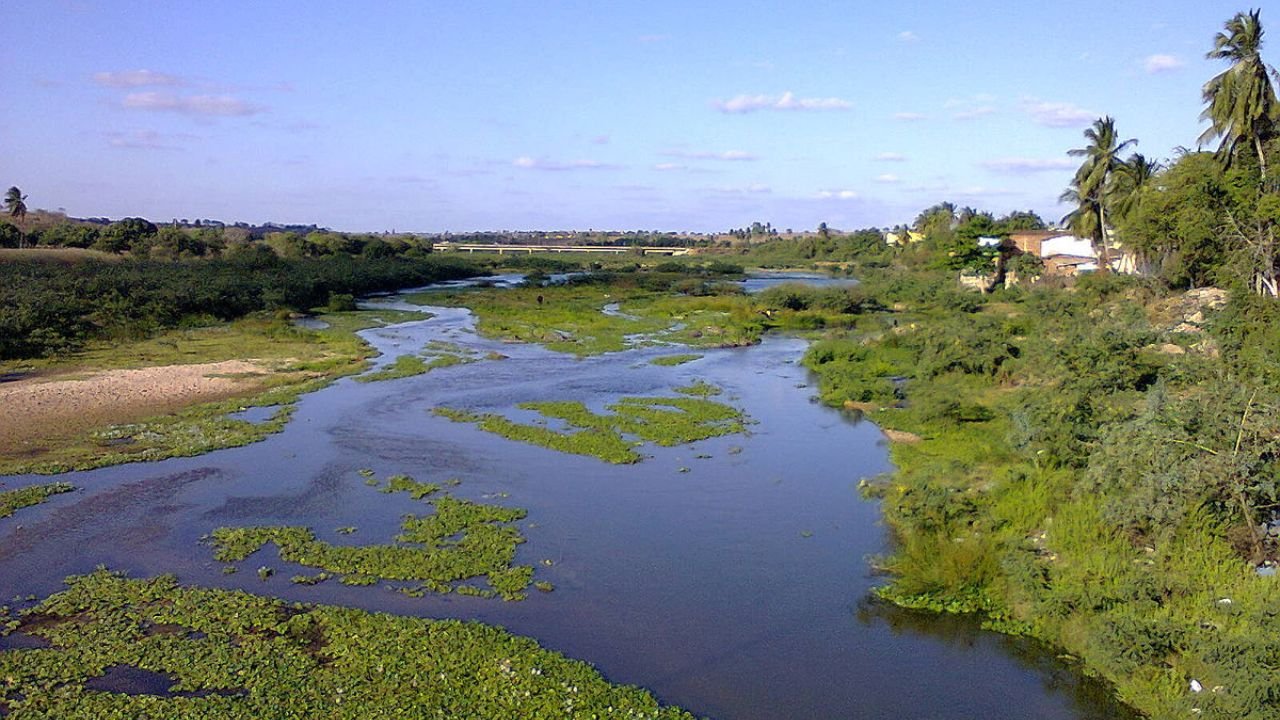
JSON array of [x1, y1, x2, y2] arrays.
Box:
[[0, 309, 422, 476], [802, 268, 1280, 720]]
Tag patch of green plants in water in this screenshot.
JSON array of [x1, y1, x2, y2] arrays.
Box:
[[0, 483, 75, 519], [649, 353, 702, 366], [0, 570, 695, 718], [407, 277, 775, 355], [434, 387, 745, 463], [374, 473, 441, 500], [434, 407, 641, 464], [355, 340, 480, 383], [211, 495, 533, 600], [673, 380, 721, 397]]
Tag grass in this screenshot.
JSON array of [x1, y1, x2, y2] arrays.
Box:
[[0, 247, 122, 263], [0, 483, 75, 519], [434, 387, 746, 463], [0, 309, 423, 476], [211, 491, 534, 600], [649, 354, 702, 366], [0, 570, 695, 718]]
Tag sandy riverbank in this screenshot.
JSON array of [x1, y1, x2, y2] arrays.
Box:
[[0, 360, 269, 454]]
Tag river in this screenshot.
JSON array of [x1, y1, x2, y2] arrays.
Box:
[[0, 277, 1135, 719]]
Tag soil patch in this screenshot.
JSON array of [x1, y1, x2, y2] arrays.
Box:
[[0, 361, 270, 453]]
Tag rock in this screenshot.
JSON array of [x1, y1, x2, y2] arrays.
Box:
[[1190, 680, 1203, 693], [1153, 343, 1185, 355], [881, 429, 922, 443]]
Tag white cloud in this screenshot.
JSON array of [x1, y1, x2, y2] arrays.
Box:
[[817, 189, 860, 199], [892, 112, 926, 122], [981, 157, 1074, 173], [953, 106, 997, 120], [93, 69, 183, 88], [660, 148, 756, 161], [952, 185, 1020, 198], [874, 174, 901, 184], [1021, 98, 1096, 128], [122, 91, 264, 117], [104, 129, 195, 149], [712, 90, 852, 113], [875, 152, 907, 162], [710, 184, 772, 194], [654, 162, 687, 171], [512, 156, 616, 171], [898, 30, 919, 42], [1143, 54, 1184, 74]]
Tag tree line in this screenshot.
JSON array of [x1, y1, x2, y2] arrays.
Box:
[[0, 252, 478, 360], [1061, 9, 1280, 295]]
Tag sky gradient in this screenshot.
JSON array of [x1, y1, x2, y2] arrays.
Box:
[[0, 1, 1264, 232]]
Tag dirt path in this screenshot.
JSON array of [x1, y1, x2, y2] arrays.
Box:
[[0, 360, 270, 453]]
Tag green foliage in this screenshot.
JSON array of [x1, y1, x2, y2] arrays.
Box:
[[800, 257, 1280, 719], [0, 483, 75, 518], [212, 495, 533, 600], [0, 254, 479, 360], [0, 571, 695, 718]]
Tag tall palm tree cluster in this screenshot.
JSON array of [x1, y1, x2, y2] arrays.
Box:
[[1062, 9, 1280, 289]]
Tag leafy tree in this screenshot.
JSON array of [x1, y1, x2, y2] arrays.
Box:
[[1199, 9, 1280, 180], [1062, 116, 1137, 270], [996, 210, 1047, 233], [1116, 152, 1227, 287]]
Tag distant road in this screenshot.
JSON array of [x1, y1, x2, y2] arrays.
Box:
[[435, 242, 689, 256]]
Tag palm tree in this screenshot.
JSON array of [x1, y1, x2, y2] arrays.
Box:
[[1063, 117, 1136, 270], [4, 187, 27, 249], [1199, 9, 1280, 180], [1108, 153, 1161, 221]]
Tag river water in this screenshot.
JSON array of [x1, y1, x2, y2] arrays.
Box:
[[0, 278, 1135, 720]]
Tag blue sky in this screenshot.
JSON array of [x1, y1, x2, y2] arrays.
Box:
[[0, 1, 1262, 232]]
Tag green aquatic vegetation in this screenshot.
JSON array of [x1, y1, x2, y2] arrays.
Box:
[[673, 380, 720, 397], [649, 353, 702, 366], [534, 581, 555, 593], [407, 285, 672, 356], [211, 496, 533, 600], [357, 468, 375, 477], [355, 345, 478, 383], [380, 474, 440, 500], [436, 389, 744, 463], [0, 571, 695, 719], [434, 407, 642, 464], [0, 482, 74, 518]]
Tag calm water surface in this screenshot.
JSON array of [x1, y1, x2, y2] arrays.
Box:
[[0, 281, 1135, 720]]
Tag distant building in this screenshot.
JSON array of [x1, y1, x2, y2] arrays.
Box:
[[1007, 229, 1137, 276], [884, 230, 925, 246]]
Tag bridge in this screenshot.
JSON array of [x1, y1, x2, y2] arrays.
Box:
[[434, 242, 690, 256]]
